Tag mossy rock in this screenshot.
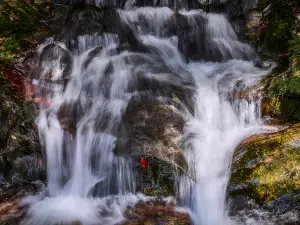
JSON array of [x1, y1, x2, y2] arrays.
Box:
[[132, 156, 179, 197], [230, 123, 300, 204]]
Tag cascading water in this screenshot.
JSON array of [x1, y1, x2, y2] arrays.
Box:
[[179, 61, 272, 225], [21, 3, 275, 225]]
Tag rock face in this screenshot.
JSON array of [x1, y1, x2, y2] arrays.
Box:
[[28, 4, 197, 197], [229, 123, 300, 217], [115, 96, 190, 195], [52, 0, 264, 44], [225, 0, 264, 41], [0, 69, 44, 224], [115, 98, 188, 171], [0, 71, 44, 186]]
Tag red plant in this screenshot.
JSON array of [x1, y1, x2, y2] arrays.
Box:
[[3, 68, 24, 94], [262, 23, 269, 29], [141, 157, 147, 169]]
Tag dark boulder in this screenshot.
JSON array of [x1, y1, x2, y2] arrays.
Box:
[[0, 111, 9, 151], [9, 155, 45, 184], [57, 100, 82, 136], [30, 44, 72, 85], [115, 96, 188, 172]]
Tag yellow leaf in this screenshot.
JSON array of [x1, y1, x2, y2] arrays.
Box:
[[11, 135, 17, 140], [172, 97, 180, 102]]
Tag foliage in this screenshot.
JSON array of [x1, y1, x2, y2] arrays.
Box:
[[0, 0, 49, 65], [269, 35, 300, 93], [265, 33, 300, 120], [269, 76, 300, 99], [0, 0, 49, 37], [261, 1, 299, 120], [290, 34, 300, 71], [261, 0, 296, 54], [0, 38, 21, 65]]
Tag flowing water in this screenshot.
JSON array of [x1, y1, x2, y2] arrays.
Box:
[[21, 3, 277, 225]]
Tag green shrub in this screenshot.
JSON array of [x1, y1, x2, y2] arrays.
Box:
[[262, 0, 295, 54]]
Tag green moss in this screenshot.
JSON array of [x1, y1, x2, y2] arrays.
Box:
[[0, 37, 21, 65], [231, 123, 300, 203]]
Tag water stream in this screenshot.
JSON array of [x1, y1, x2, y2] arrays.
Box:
[[21, 3, 275, 225]]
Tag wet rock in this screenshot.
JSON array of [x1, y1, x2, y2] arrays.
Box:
[[241, 0, 259, 13], [195, 0, 228, 13], [55, 5, 106, 43], [175, 12, 207, 61], [229, 122, 300, 223], [9, 155, 45, 184], [57, 100, 82, 136], [0, 76, 43, 195], [133, 156, 179, 196], [225, 0, 262, 41], [133, 72, 195, 113], [122, 200, 191, 225], [0, 197, 24, 224], [54, 5, 124, 51], [246, 10, 262, 29], [0, 182, 41, 225], [83, 46, 102, 69], [115, 95, 189, 195], [0, 111, 9, 151], [198, 0, 228, 5], [116, 96, 188, 172], [262, 190, 300, 215], [227, 195, 256, 217], [226, 0, 244, 20], [31, 44, 72, 85], [229, 123, 300, 214]]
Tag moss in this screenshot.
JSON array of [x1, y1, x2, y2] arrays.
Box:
[[0, 38, 21, 65], [231, 123, 300, 203]]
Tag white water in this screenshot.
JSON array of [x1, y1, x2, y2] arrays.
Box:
[[179, 60, 271, 225], [22, 6, 276, 225]]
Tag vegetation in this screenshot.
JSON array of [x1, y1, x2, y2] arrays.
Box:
[[269, 35, 300, 96], [239, 1, 300, 203], [231, 123, 300, 203], [260, 0, 297, 54], [259, 0, 300, 120], [264, 34, 300, 120], [0, 0, 50, 65], [0, 0, 46, 164], [0, 0, 50, 132]]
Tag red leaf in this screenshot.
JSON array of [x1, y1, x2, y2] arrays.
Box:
[[141, 157, 147, 169]]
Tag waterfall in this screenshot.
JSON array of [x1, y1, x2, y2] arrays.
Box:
[[21, 4, 273, 225]]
